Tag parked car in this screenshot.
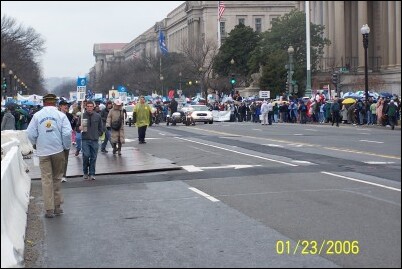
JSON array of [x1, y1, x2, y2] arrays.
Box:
[[124, 105, 135, 125], [188, 105, 213, 124]]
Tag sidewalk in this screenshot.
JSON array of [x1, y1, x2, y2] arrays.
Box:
[[27, 146, 181, 180]]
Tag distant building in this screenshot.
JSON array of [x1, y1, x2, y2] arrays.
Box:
[[91, 1, 400, 95]]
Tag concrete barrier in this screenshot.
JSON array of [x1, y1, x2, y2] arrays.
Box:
[[1, 143, 31, 267], [1, 130, 34, 156]]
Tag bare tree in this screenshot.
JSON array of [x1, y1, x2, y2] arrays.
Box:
[[179, 38, 219, 100], [1, 14, 46, 95]]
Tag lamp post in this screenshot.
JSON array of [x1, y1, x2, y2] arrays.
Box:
[[287, 46, 294, 96], [1, 63, 5, 80], [1, 63, 5, 96], [160, 75, 164, 97], [179, 72, 182, 95], [198, 67, 204, 98], [230, 58, 235, 96], [9, 70, 13, 96], [361, 24, 370, 106], [14, 75, 17, 94]]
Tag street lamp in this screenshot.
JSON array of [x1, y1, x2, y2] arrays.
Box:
[[198, 67, 204, 98], [179, 72, 182, 94], [14, 75, 17, 93], [287, 46, 294, 96], [160, 75, 164, 97], [8, 70, 13, 95], [361, 24, 370, 106], [230, 59, 235, 96], [1, 63, 5, 79]]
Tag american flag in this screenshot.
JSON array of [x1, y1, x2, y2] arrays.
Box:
[[218, 1, 225, 20]]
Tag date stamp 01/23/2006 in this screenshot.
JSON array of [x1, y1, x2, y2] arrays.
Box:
[[276, 240, 360, 255]]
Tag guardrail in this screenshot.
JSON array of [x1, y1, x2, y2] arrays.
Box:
[[1, 131, 32, 268]]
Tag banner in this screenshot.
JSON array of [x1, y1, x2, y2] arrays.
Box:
[[212, 110, 231, 122], [109, 90, 118, 100]]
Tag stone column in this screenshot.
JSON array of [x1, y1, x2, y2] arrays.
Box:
[[323, 1, 329, 59], [380, 1, 389, 68], [328, 1, 335, 68], [334, 1, 345, 67], [396, 1, 401, 67], [358, 1, 368, 71], [387, 1, 396, 68]]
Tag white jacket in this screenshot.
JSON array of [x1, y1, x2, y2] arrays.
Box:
[[26, 106, 72, 157]]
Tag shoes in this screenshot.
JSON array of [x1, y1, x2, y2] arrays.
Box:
[[139, 141, 146, 144], [112, 149, 117, 154], [101, 149, 108, 153], [90, 175, 95, 180], [75, 150, 80, 156], [83, 174, 88, 180], [45, 210, 55, 218], [61, 177, 67, 183], [54, 206, 64, 216], [118, 151, 122, 155]]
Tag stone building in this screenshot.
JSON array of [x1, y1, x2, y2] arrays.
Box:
[[91, 1, 401, 96]]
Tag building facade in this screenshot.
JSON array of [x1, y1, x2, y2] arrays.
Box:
[[91, 1, 401, 96]]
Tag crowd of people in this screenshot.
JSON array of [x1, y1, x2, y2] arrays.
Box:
[[1, 94, 154, 218]]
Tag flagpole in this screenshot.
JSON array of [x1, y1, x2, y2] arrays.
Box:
[[217, 1, 221, 49], [160, 55, 162, 97]]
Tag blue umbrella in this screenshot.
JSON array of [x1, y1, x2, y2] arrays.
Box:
[[342, 92, 355, 98], [379, 92, 393, 98], [21, 100, 36, 106]]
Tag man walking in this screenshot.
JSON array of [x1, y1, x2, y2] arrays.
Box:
[[58, 99, 74, 182], [78, 101, 103, 180], [100, 100, 113, 153], [106, 99, 125, 155], [26, 94, 72, 218], [134, 96, 152, 144]]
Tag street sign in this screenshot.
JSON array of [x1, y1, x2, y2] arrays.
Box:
[[77, 77, 86, 87], [259, 91, 270, 99], [77, 86, 86, 101]]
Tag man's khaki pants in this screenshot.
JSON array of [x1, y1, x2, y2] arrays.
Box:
[[39, 151, 65, 211]]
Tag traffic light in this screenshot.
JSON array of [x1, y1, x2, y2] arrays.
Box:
[[2, 77, 7, 91], [331, 73, 339, 85], [230, 74, 236, 85]]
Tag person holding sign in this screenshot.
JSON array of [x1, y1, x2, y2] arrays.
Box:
[[78, 101, 103, 180], [106, 99, 126, 155]]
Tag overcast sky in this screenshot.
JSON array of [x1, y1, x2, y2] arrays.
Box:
[[1, 1, 185, 79]]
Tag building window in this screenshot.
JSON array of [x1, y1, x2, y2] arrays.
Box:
[[255, 18, 262, 33], [238, 18, 245, 25], [220, 21, 225, 35]]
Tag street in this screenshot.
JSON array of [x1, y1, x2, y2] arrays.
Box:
[[27, 122, 401, 268]]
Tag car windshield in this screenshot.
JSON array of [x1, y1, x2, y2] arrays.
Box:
[[125, 106, 134, 112], [191, 105, 209, 111]]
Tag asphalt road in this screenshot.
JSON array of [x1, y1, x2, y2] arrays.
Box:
[[25, 121, 401, 268]]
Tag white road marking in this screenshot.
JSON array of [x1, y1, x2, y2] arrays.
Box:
[[182, 165, 203, 172], [294, 134, 303, 136], [188, 187, 220, 202], [263, 144, 284, 148], [364, 161, 395, 164], [304, 129, 317, 132], [321, 171, 401, 192], [175, 137, 298, 167], [359, 140, 384, 144], [181, 164, 262, 172], [292, 160, 315, 164]]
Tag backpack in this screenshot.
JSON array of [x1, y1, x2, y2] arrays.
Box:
[[111, 111, 122, 130]]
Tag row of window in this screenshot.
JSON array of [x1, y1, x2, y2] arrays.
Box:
[[220, 18, 263, 35]]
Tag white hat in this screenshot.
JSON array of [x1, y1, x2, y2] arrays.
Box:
[[114, 99, 123, 105]]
